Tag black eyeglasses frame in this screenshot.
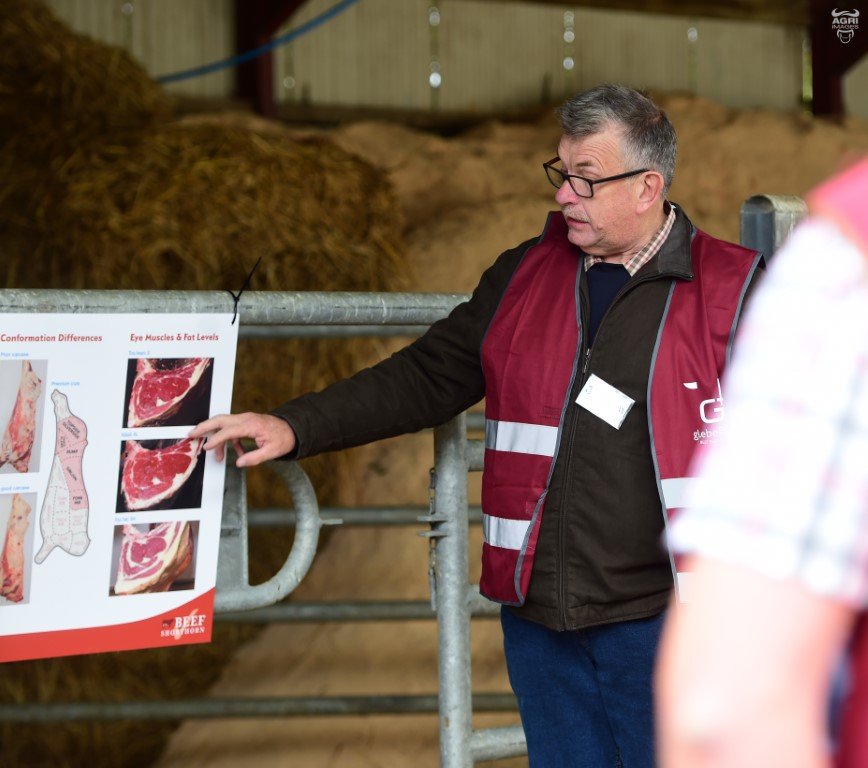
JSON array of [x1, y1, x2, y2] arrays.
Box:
[[542, 158, 650, 198]]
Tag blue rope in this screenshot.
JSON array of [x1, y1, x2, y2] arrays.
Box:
[[156, 0, 362, 85]]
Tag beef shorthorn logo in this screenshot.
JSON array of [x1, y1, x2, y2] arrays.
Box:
[[832, 8, 860, 43], [160, 608, 207, 640]]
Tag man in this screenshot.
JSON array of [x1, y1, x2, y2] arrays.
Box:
[[192, 85, 762, 767], [656, 160, 868, 768]]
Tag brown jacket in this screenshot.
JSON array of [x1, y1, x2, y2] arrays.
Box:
[[273, 206, 762, 630]]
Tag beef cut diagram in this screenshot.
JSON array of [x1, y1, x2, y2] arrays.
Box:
[[34, 390, 90, 564]]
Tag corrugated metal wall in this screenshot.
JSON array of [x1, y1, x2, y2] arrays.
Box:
[[45, 0, 866, 118], [275, 0, 804, 111], [47, 0, 233, 98], [845, 56, 868, 117]]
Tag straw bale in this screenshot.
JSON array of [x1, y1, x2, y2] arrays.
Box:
[[0, 0, 171, 152], [7, 120, 405, 293], [3, 117, 408, 508], [0, 6, 408, 507], [0, 0, 172, 289]]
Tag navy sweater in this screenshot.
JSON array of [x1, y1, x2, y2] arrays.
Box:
[[586, 262, 630, 346]]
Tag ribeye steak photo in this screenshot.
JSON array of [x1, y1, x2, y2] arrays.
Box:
[[113, 521, 194, 595], [120, 437, 205, 512], [126, 358, 212, 428]]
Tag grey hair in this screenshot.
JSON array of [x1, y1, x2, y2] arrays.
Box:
[[556, 84, 676, 194]]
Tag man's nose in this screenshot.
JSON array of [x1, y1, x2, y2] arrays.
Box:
[[555, 179, 578, 206]]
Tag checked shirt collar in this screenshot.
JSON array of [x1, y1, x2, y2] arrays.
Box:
[[583, 201, 676, 276]]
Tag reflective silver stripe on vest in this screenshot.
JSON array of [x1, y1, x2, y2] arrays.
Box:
[[482, 513, 532, 551], [661, 476, 696, 509], [485, 419, 558, 457]]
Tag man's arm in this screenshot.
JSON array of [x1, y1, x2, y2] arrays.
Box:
[[193, 239, 531, 465], [657, 557, 853, 768]]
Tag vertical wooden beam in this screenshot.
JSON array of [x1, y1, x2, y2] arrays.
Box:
[[810, 0, 868, 117], [235, 0, 308, 117]]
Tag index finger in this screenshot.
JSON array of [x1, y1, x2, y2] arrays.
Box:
[[198, 420, 258, 452], [189, 414, 235, 438]]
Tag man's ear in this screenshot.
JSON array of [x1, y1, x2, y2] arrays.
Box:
[[636, 171, 665, 214]]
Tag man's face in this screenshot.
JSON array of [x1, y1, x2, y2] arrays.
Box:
[[554, 127, 643, 257]]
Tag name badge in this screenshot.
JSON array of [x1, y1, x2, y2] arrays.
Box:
[[576, 374, 634, 429]]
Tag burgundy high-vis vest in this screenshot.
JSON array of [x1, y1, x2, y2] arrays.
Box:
[[479, 212, 760, 605], [809, 158, 868, 768]]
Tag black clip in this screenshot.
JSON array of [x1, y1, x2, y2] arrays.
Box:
[[225, 256, 263, 325]]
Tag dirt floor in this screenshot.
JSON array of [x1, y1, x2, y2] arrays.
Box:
[[155, 94, 868, 767]]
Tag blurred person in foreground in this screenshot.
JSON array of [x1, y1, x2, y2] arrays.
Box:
[[656, 157, 868, 768], [193, 85, 762, 767]]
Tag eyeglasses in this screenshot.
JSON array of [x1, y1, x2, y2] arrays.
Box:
[[542, 158, 649, 198]]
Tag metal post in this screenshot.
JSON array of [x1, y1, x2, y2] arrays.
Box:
[[470, 725, 527, 762], [433, 414, 473, 768], [0, 693, 518, 723], [739, 195, 807, 258], [217, 597, 501, 623], [0, 289, 467, 325], [247, 504, 484, 527], [216, 462, 249, 593], [216, 461, 323, 612]]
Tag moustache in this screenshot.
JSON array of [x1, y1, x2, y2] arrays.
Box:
[[562, 209, 590, 224]]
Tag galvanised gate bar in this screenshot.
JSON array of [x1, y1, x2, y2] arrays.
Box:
[[0, 195, 806, 767]]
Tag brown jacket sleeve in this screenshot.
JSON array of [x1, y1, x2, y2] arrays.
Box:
[[270, 239, 532, 459]]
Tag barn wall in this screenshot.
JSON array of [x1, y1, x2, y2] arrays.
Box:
[[276, 0, 804, 111], [44, 0, 866, 117], [845, 56, 868, 120], [47, 0, 234, 98]]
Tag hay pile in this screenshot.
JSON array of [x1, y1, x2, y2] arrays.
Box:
[[4, 112, 404, 298], [0, 0, 172, 256], [0, 0, 407, 494], [0, 3, 407, 767], [0, 0, 171, 137]]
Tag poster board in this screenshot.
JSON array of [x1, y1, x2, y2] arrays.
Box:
[[0, 314, 237, 662]]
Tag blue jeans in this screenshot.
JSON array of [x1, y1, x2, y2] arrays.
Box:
[[501, 608, 665, 768]]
